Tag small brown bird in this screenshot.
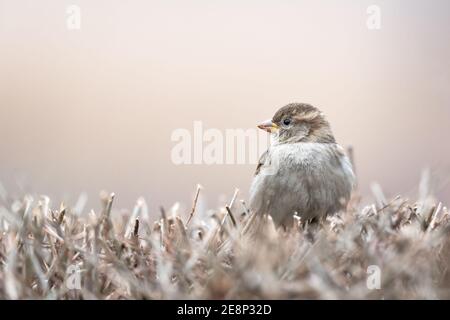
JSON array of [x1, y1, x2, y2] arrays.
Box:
[[249, 103, 355, 227]]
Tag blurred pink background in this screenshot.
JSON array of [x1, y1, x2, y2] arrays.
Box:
[[1, 0, 449, 214]]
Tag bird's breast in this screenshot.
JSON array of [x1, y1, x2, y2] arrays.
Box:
[[267, 142, 335, 171]]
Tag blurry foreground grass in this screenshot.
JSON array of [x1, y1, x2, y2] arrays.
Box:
[[0, 178, 449, 299]]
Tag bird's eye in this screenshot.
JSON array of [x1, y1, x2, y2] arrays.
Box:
[[282, 118, 291, 126]]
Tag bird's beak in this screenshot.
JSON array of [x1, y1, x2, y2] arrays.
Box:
[[257, 119, 279, 133]]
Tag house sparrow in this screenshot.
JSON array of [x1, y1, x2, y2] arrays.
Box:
[[249, 103, 355, 227]]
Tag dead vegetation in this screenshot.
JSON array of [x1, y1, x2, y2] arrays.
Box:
[[0, 176, 450, 299]]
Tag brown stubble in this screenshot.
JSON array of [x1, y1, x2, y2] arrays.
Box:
[[0, 175, 450, 299]]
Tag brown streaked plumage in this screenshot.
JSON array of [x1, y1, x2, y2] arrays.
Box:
[[250, 103, 355, 227]]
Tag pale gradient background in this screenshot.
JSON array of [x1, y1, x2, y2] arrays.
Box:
[[1, 0, 449, 214]]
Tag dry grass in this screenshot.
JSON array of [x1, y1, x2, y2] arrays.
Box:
[[0, 176, 450, 300]]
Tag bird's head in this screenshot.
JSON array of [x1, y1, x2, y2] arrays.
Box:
[[257, 103, 336, 144]]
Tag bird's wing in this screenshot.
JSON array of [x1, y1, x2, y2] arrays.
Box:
[[254, 150, 269, 176]]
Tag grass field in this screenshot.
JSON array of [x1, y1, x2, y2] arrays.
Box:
[[0, 175, 449, 299]]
